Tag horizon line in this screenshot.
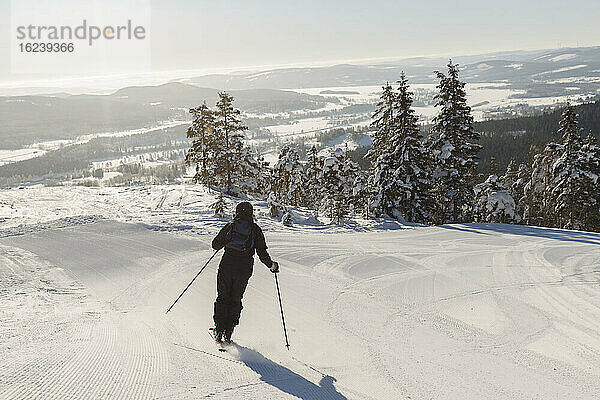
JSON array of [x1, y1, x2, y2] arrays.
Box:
[[1, 43, 599, 91]]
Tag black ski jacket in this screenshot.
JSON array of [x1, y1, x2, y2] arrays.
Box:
[[212, 220, 273, 268]]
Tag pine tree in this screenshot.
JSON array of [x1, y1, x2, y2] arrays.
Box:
[[213, 92, 248, 194], [523, 142, 561, 227], [185, 102, 216, 185], [502, 158, 518, 188], [389, 73, 432, 223], [511, 162, 529, 219], [429, 61, 481, 224], [489, 157, 499, 177], [267, 192, 284, 218], [552, 105, 587, 229], [211, 190, 228, 218], [282, 211, 293, 226], [352, 169, 370, 218], [238, 147, 270, 196], [320, 149, 352, 223], [579, 132, 600, 230], [490, 107, 600, 231], [185, 93, 264, 198], [304, 145, 324, 209], [474, 175, 520, 223], [367, 82, 399, 218], [272, 145, 303, 207], [340, 147, 361, 217], [368, 82, 396, 161]]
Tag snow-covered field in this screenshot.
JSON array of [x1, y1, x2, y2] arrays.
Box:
[[263, 116, 371, 140], [0, 148, 47, 166], [1, 185, 600, 399], [0, 121, 187, 166], [291, 83, 530, 121]]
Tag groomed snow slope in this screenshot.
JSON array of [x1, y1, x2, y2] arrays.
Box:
[[1, 189, 600, 399]]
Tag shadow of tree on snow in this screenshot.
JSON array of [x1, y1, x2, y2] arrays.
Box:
[[439, 223, 600, 245]]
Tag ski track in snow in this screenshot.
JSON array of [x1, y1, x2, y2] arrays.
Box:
[[1, 186, 600, 399]]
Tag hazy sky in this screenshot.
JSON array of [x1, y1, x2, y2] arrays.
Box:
[[1, 0, 600, 83]]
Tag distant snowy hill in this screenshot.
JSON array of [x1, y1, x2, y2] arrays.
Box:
[[180, 46, 600, 89], [0, 83, 333, 148], [110, 82, 334, 112]]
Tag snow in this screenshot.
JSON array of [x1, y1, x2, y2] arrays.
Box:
[[263, 116, 372, 142], [291, 83, 529, 122], [476, 63, 494, 71], [486, 190, 518, 219], [533, 53, 552, 61], [440, 141, 454, 160], [101, 171, 123, 181], [319, 132, 373, 154], [0, 120, 188, 165], [246, 71, 273, 81], [505, 63, 524, 70], [544, 76, 600, 84], [2, 185, 600, 399], [0, 148, 47, 166], [534, 65, 588, 77], [292, 85, 385, 104], [549, 54, 577, 62], [265, 117, 334, 136]]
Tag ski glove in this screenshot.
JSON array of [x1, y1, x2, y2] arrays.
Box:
[[270, 261, 279, 273]]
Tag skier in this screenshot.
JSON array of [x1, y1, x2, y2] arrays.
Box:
[[211, 201, 279, 344]]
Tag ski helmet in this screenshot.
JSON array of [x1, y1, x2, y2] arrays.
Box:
[[235, 202, 253, 221]]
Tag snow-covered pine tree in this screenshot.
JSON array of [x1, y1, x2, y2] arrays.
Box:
[[552, 105, 588, 230], [428, 61, 481, 224], [367, 82, 399, 218], [185, 102, 216, 185], [211, 190, 228, 218], [511, 162, 530, 219], [238, 147, 270, 197], [368, 82, 396, 161], [352, 169, 370, 218], [389, 73, 432, 223], [282, 210, 293, 226], [267, 192, 284, 218], [340, 146, 361, 216], [304, 145, 324, 209], [523, 142, 561, 227], [502, 158, 518, 188], [320, 149, 352, 223], [272, 145, 303, 207], [474, 175, 520, 223], [579, 132, 600, 231], [213, 92, 248, 194], [489, 157, 499, 177]]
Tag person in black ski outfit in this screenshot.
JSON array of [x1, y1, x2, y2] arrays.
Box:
[[211, 202, 279, 343]]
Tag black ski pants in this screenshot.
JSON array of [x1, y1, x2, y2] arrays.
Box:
[[213, 254, 253, 332]]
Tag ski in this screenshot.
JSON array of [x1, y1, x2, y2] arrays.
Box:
[[209, 328, 227, 352]]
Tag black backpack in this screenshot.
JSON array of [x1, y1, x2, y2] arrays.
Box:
[[225, 218, 255, 254]]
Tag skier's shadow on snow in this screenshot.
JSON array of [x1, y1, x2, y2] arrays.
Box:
[[234, 344, 347, 400]]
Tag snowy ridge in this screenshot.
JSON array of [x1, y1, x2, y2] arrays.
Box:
[[0, 185, 410, 236], [0, 215, 105, 238]]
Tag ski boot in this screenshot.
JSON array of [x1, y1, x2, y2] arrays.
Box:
[[211, 327, 224, 343], [223, 329, 233, 345]]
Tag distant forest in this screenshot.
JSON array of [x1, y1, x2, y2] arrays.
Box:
[[338, 100, 600, 176], [476, 101, 600, 174]]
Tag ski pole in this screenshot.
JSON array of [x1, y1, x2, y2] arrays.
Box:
[[166, 249, 219, 314], [274, 271, 290, 350]]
